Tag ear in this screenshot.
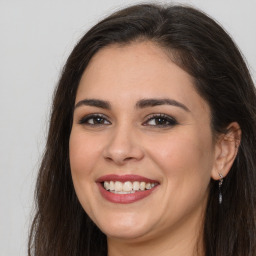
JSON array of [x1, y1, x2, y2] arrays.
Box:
[[211, 122, 241, 180]]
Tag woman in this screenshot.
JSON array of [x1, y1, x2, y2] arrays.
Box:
[[28, 4, 256, 256]]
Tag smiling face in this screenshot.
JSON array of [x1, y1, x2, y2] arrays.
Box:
[[69, 41, 218, 244]]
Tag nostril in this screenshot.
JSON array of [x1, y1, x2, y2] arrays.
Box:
[[104, 155, 140, 165], [124, 157, 134, 161], [105, 156, 113, 162]]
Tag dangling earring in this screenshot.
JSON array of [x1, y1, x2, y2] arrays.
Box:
[[218, 173, 224, 204]]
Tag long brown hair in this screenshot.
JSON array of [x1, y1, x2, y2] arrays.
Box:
[[29, 4, 256, 256]]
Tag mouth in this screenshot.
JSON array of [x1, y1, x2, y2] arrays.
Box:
[[96, 174, 159, 204], [102, 181, 158, 194]]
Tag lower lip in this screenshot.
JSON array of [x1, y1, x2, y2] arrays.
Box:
[[97, 183, 158, 204]]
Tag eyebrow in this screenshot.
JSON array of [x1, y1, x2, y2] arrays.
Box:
[[74, 98, 190, 112], [74, 99, 111, 110], [136, 98, 190, 112]]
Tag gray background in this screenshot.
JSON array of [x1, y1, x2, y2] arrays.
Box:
[[0, 0, 255, 255]]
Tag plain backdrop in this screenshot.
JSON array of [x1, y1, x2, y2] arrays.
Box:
[[0, 0, 255, 255]]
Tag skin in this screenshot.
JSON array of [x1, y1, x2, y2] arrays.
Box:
[[69, 41, 239, 256]]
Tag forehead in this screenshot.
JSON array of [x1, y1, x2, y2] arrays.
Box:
[[76, 41, 209, 115], [82, 41, 173, 84]]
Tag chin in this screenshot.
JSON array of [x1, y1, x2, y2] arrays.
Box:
[[95, 212, 153, 240], [103, 226, 151, 241]]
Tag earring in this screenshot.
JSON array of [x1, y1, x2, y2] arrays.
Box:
[[218, 173, 224, 204]]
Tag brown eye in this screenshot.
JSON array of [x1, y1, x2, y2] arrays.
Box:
[[143, 114, 177, 127], [79, 114, 111, 126]]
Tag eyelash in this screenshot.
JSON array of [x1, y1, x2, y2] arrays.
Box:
[[78, 113, 178, 127], [143, 114, 178, 127], [79, 114, 111, 126]]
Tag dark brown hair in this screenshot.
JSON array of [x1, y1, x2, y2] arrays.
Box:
[[29, 4, 256, 256]]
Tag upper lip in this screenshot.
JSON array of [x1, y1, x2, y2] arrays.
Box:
[[96, 174, 159, 183]]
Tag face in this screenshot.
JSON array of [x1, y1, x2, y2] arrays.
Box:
[[69, 41, 218, 242]]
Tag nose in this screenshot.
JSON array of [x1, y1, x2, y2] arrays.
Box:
[[103, 124, 144, 165]]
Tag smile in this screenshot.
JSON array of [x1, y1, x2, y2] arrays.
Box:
[[103, 181, 157, 194], [97, 174, 159, 204]]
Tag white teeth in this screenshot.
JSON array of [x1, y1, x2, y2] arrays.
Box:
[[140, 182, 146, 191], [109, 181, 115, 191], [103, 181, 157, 193], [145, 183, 152, 189], [115, 181, 122, 192], [104, 181, 110, 190], [133, 181, 140, 191], [123, 181, 133, 192], [112, 191, 136, 194]]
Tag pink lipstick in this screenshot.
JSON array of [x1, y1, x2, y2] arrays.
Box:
[[96, 174, 159, 204]]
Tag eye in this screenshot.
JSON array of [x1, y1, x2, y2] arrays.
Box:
[[143, 114, 177, 127], [79, 114, 111, 126]]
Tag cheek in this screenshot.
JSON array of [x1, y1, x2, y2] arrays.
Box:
[[69, 131, 98, 197], [149, 130, 214, 220], [69, 130, 104, 217], [150, 133, 212, 170], [146, 128, 214, 197], [69, 131, 101, 177]]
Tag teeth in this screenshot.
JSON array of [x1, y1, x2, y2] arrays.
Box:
[[140, 182, 146, 191], [115, 181, 122, 192], [146, 183, 152, 189], [133, 181, 140, 191], [103, 181, 157, 193], [109, 181, 115, 191], [104, 181, 110, 190], [123, 181, 133, 192]]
